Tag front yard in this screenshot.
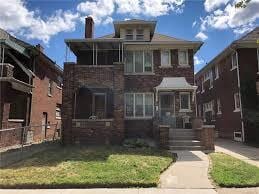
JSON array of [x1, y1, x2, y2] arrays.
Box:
[[209, 153, 259, 187], [0, 146, 173, 188]]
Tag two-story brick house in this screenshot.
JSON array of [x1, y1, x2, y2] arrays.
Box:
[[195, 27, 259, 143], [0, 29, 63, 148], [62, 18, 203, 145]]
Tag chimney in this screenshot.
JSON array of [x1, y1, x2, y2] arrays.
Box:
[[36, 44, 44, 53], [85, 16, 94, 39]]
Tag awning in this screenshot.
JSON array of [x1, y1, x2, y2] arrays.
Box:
[[155, 77, 197, 91]]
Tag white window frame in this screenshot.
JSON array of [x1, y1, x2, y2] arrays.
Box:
[[215, 65, 219, 79], [124, 50, 153, 74], [124, 93, 154, 119], [179, 92, 191, 112], [234, 92, 241, 112], [204, 70, 210, 82], [231, 52, 238, 71], [217, 98, 222, 115], [209, 70, 213, 89], [56, 104, 61, 119], [125, 29, 133, 40], [178, 49, 189, 66], [48, 80, 53, 96], [160, 50, 171, 67], [136, 29, 144, 40]]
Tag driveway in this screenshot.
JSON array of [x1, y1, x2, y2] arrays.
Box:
[[215, 138, 259, 167]]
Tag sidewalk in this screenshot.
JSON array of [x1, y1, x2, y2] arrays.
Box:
[[0, 189, 217, 194], [160, 151, 214, 189], [215, 139, 259, 167]]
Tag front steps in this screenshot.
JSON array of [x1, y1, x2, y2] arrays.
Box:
[[169, 129, 204, 150]]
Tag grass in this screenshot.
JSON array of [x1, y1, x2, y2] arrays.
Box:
[[0, 146, 173, 188], [209, 153, 259, 187]]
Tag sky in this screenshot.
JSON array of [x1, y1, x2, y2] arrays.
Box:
[[0, 0, 258, 73]]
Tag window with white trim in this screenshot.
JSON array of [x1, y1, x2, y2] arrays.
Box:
[[125, 93, 154, 118], [217, 98, 222, 114], [231, 52, 237, 70], [234, 93, 240, 111], [161, 50, 170, 66], [215, 65, 219, 79], [136, 29, 144, 40], [56, 104, 61, 119], [209, 70, 213, 89], [204, 70, 210, 82], [125, 50, 153, 74], [178, 50, 188, 66], [48, 80, 53, 96], [180, 92, 191, 111], [125, 29, 133, 40]]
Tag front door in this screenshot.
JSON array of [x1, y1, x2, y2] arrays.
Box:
[[42, 113, 47, 139], [159, 93, 175, 127]]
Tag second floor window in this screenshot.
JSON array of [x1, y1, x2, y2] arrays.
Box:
[[48, 80, 53, 96], [125, 50, 153, 74], [56, 104, 61, 119], [178, 50, 188, 66], [125, 29, 133, 40], [231, 52, 237, 70], [215, 65, 219, 79], [161, 50, 170, 66], [136, 29, 144, 40]]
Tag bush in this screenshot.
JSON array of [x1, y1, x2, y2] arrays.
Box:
[[123, 138, 151, 148]]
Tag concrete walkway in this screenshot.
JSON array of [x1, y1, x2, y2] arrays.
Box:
[[0, 189, 218, 194], [215, 139, 259, 167], [160, 151, 214, 189]]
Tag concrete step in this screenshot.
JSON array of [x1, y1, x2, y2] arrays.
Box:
[[170, 135, 198, 140], [169, 140, 201, 146], [169, 145, 204, 151], [169, 131, 197, 138]]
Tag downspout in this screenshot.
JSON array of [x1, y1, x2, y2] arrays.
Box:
[[232, 46, 245, 142]]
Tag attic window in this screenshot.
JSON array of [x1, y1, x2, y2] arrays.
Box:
[[125, 29, 133, 40], [136, 29, 144, 40]]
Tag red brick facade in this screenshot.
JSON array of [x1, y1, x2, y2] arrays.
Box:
[[0, 39, 62, 148], [196, 46, 259, 142]]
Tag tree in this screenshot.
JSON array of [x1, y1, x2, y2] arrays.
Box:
[[235, 0, 251, 8]]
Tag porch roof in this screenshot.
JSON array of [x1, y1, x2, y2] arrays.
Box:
[[155, 77, 197, 91]]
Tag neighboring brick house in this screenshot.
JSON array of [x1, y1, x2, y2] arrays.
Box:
[[0, 29, 63, 147], [195, 27, 259, 143], [62, 18, 203, 145]]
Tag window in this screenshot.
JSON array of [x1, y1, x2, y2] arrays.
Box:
[[125, 93, 134, 117], [125, 93, 154, 118], [231, 52, 238, 70], [234, 93, 241, 111], [204, 70, 210, 82], [56, 104, 61, 119], [136, 29, 144, 40], [180, 92, 191, 111], [198, 104, 202, 117], [217, 98, 222, 114], [57, 76, 63, 88], [215, 65, 219, 79], [201, 79, 204, 93], [125, 50, 153, 74], [48, 80, 53, 96], [209, 70, 213, 89], [161, 50, 170, 66], [125, 29, 133, 40], [178, 50, 188, 66]]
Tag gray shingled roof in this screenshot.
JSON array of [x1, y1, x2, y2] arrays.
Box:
[[98, 33, 193, 43]]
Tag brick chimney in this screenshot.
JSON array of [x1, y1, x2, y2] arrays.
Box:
[[85, 16, 94, 39], [36, 44, 44, 53]]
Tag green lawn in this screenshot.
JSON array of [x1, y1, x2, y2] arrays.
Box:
[[0, 146, 173, 188], [209, 153, 259, 187]]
